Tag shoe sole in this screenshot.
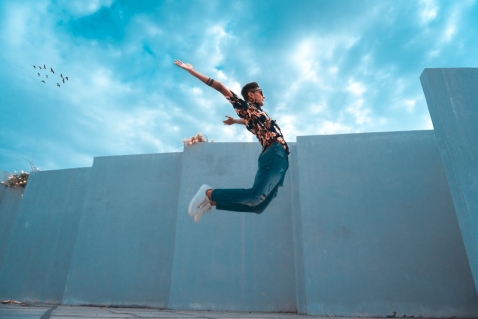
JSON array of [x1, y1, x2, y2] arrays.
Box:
[[188, 184, 211, 217]]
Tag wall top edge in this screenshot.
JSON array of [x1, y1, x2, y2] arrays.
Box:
[[31, 167, 92, 174], [297, 130, 434, 141], [422, 67, 478, 71], [93, 151, 183, 160], [421, 68, 478, 77]]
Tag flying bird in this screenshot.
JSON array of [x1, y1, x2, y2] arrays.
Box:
[[50, 68, 55, 74], [43, 64, 46, 69], [62, 78, 65, 83], [45, 75, 48, 78], [60, 74, 63, 78], [33, 65, 36, 69], [41, 80, 45, 83], [37, 73, 40, 76], [57, 83, 60, 87], [39, 66, 42, 69], [65, 77, 68, 81]]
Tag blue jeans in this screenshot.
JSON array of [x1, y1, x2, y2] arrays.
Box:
[[211, 142, 289, 214]]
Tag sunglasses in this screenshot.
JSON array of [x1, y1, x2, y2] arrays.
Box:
[[251, 88, 263, 96]]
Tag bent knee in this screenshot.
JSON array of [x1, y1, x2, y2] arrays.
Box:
[[250, 194, 270, 214], [253, 206, 267, 214], [248, 193, 267, 207]]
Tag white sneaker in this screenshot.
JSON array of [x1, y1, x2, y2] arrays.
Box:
[[188, 184, 212, 221], [194, 199, 212, 222]]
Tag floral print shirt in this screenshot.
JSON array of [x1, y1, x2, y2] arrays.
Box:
[[226, 91, 290, 155]]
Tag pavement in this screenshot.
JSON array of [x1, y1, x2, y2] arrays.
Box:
[[0, 304, 369, 319]]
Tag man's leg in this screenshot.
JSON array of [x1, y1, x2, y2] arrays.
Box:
[[211, 143, 288, 213], [212, 183, 280, 214]]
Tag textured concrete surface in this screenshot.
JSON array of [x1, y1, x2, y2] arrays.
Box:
[[287, 145, 306, 314], [169, 142, 296, 313], [0, 168, 91, 304], [63, 153, 182, 308], [0, 304, 373, 319], [1, 131, 477, 316], [295, 131, 478, 317], [420, 68, 478, 291], [0, 186, 24, 271]]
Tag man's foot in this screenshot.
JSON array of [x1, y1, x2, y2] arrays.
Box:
[[194, 199, 212, 222], [188, 184, 212, 222]]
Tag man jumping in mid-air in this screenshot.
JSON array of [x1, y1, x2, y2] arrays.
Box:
[[174, 59, 290, 222]]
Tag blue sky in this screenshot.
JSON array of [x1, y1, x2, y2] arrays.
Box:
[[1, 0, 477, 172]]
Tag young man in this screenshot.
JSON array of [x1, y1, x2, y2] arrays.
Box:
[[174, 59, 290, 222]]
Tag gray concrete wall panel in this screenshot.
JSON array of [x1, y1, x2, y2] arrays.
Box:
[[168, 142, 296, 312], [0, 168, 91, 303], [0, 186, 24, 271], [420, 68, 478, 290], [62, 153, 182, 308], [288, 145, 307, 314], [296, 132, 478, 317]]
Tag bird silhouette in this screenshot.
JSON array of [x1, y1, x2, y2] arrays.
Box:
[[33, 65, 36, 69], [43, 64, 46, 69], [50, 68, 55, 74], [37, 73, 40, 76], [60, 74, 63, 78], [57, 83, 60, 87], [62, 78, 65, 83], [38, 66, 42, 69], [65, 77, 68, 81], [41, 80, 45, 83], [45, 75, 48, 78]]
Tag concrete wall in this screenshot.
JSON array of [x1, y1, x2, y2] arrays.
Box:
[[295, 131, 478, 317], [420, 68, 478, 292], [0, 168, 91, 303], [168, 143, 296, 312], [0, 127, 476, 315], [0, 185, 24, 271], [63, 153, 182, 308], [288, 145, 307, 314]]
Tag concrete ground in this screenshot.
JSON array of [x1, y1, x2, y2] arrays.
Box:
[[0, 304, 373, 319]]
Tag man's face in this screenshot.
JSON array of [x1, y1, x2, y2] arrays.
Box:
[[249, 88, 265, 106]]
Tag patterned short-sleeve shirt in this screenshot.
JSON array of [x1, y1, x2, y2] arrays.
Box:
[[226, 91, 290, 155]]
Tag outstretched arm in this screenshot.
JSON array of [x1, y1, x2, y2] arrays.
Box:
[[174, 60, 232, 98], [223, 116, 245, 126]]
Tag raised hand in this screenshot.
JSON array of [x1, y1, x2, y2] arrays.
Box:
[[223, 115, 236, 125], [174, 59, 194, 71]]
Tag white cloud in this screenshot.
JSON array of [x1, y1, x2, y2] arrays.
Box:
[[197, 24, 235, 68], [309, 103, 327, 114], [403, 99, 416, 112], [421, 114, 434, 130], [419, 0, 438, 24], [424, 1, 475, 60], [58, 0, 114, 17], [291, 35, 359, 87], [346, 99, 372, 125], [1, 3, 29, 47], [294, 40, 321, 83], [346, 80, 366, 96], [316, 120, 353, 135], [2, 0, 477, 172], [444, 25, 456, 42]]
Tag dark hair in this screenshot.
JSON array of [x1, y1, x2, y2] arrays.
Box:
[[241, 82, 260, 101]]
